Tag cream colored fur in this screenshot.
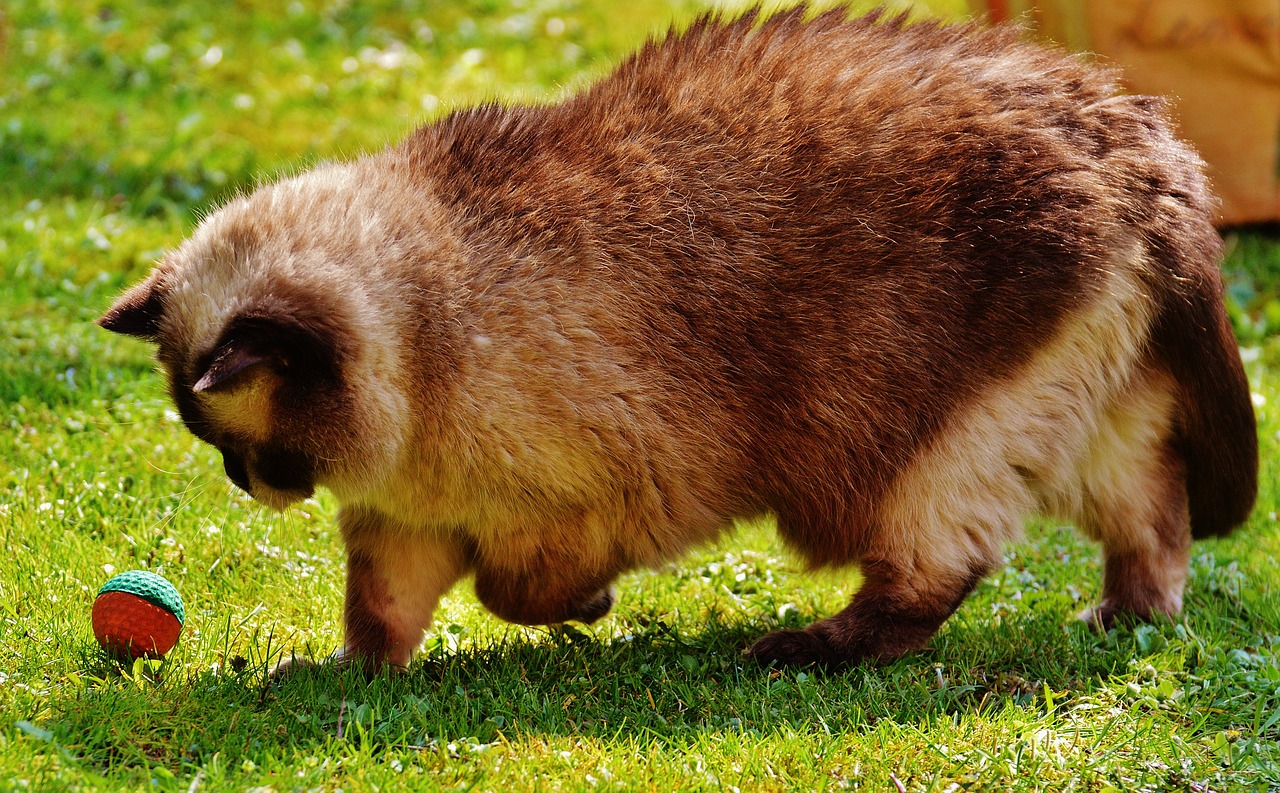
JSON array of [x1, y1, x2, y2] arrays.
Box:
[[872, 238, 1173, 602]]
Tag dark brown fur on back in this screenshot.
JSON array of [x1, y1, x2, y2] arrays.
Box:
[[396, 9, 1252, 561], [102, 7, 1257, 672]]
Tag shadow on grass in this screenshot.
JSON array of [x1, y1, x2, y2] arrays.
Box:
[[45, 606, 1144, 775]]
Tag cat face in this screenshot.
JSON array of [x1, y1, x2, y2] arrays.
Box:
[[99, 169, 415, 510]]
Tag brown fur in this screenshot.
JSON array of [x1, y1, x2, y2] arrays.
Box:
[[100, 7, 1257, 672]]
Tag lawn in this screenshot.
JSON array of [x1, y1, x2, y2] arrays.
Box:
[[3, 0, 1279, 790]]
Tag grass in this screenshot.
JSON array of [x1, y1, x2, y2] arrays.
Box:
[[3, 0, 1279, 790]]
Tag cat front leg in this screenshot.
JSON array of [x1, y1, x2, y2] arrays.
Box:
[[340, 506, 471, 673], [277, 505, 470, 677], [470, 511, 620, 626], [474, 568, 616, 626]]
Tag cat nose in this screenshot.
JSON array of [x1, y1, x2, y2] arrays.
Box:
[[221, 448, 252, 494]]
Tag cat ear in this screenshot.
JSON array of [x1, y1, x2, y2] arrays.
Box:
[[192, 312, 335, 395], [192, 341, 272, 394], [98, 275, 166, 340]]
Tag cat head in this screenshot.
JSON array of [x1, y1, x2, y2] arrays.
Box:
[[99, 165, 421, 510]]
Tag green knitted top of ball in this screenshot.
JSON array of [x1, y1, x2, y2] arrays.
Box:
[[97, 570, 185, 625]]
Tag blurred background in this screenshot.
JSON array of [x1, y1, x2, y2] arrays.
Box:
[[972, 0, 1279, 229]]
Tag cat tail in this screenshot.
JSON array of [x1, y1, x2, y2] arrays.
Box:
[[1153, 252, 1258, 539]]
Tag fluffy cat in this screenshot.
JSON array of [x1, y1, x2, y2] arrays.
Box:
[[100, 7, 1258, 673]]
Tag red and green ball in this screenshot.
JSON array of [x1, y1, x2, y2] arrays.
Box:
[[92, 570, 185, 659]]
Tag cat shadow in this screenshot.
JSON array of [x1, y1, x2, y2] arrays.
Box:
[[52, 607, 1169, 778], [250, 609, 1123, 748]]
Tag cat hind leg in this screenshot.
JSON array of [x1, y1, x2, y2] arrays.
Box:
[[748, 555, 990, 668], [1075, 371, 1191, 629]]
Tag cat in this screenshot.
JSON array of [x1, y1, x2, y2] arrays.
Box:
[[100, 7, 1258, 673]]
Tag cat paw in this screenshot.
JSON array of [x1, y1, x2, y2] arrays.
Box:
[[269, 647, 406, 680], [1077, 603, 1115, 633], [747, 628, 840, 668], [269, 652, 320, 680], [1078, 600, 1171, 633], [572, 587, 615, 624]]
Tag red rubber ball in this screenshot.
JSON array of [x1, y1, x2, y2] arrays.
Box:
[[92, 571, 184, 659]]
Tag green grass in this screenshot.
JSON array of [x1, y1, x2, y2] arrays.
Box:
[[3, 0, 1279, 790]]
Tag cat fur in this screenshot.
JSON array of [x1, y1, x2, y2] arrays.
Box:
[[100, 7, 1258, 671]]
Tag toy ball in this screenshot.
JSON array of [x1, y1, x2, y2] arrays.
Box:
[[92, 570, 185, 660]]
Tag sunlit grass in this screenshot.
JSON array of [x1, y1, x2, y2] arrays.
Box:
[[3, 0, 1279, 790]]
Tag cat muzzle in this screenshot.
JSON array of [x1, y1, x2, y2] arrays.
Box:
[[221, 448, 253, 494]]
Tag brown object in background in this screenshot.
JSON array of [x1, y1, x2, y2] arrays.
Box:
[[970, 0, 1280, 227]]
